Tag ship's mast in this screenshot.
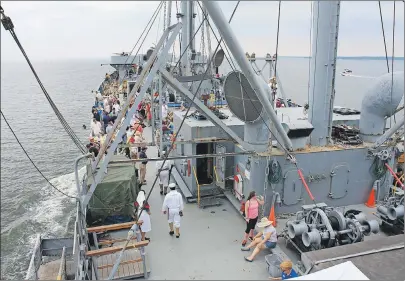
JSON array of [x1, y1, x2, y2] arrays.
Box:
[[308, 1, 341, 146], [189, 1, 196, 57], [180, 1, 192, 76]]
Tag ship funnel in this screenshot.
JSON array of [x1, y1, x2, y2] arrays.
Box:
[[359, 72, 404, 142]]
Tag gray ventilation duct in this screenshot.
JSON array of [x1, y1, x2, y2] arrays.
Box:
[[359, 72, 404, 142]]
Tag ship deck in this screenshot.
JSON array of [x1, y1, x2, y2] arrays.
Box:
[[36, 125, 396, 280], [134, 126, 393, 280]]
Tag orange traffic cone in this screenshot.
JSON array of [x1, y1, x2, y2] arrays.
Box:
[[268, 204, 277, 227], [365, 188, 376, 208]]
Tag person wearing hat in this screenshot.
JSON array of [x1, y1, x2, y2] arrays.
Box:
[[241, 217, 277, 262], [138, 147, 148, 185], [133, 190, 151, 241], [162, 183, 184, 238], [270, 260, 298, 280], [155, 151, 174, 195]]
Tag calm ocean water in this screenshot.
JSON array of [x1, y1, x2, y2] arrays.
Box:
[[1, 57, 403, 279]]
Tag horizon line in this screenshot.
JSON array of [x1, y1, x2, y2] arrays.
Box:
[[1, 55, 404, 63]]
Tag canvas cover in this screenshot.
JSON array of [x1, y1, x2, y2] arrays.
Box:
[[86, 156, 139, 225]]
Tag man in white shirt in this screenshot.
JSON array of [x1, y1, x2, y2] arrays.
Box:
[[113, 101, 121, 113], [90, 118, 102, 137], [106, 121, 114, 135], [162, 183, 184, 238], [155, 151, 173, 195], [104, 103, 111, 114], [96, 91, 103, 102]]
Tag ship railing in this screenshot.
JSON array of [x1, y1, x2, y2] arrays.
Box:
[[73, 200, 93, 280], [25, 234, 42, 280], [56, 246, 67, 280]]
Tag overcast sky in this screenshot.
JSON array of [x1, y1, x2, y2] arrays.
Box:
[[1, 1, 403, 62]]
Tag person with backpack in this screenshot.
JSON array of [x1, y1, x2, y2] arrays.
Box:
[[241, 191, 264, 246]]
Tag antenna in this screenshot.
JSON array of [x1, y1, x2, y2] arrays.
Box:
[[212, 49, 225, 67], [223, 70, 263, 123]]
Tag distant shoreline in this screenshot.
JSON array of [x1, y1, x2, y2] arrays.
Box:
[[282, 56, 405, 61]]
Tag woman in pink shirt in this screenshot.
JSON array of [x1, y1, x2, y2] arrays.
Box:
[[242, 191, 264, 246]]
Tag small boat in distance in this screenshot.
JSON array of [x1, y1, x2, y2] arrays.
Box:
[[341, 68, 353, 76]]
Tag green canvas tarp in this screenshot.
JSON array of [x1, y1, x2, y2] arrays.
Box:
[[86, 155, 139, 225]]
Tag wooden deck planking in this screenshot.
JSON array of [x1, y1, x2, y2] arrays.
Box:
[[97, 248, 147, 279], [86, 221, 139, 233], [126, 251, 138, 276], [86, 240, 149, 256]]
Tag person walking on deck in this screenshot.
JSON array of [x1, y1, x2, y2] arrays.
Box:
[[102, 111, 110, 133], [139, 147, 148, 185], [134, 190, 151, 241], [162, 183, 184, 238], [156, 151, 173, 195]]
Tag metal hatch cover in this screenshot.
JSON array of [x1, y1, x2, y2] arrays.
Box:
[[223, 70, 263, 123]]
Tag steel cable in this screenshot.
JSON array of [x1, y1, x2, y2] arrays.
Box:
[[197, 2, 316, 204], [137, 1, 241, 220], [1, 110, 78, 199]]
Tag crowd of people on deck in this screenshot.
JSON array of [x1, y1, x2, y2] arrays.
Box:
[[86, 72, 298, 279]]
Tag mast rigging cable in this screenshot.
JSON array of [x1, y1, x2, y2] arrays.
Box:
[[1, 110, 77, 199], [273, 1, 282, 84], [378, 1, 390, 73], [137, 1, 242, 220], [390, 1, 396, 126], [121, 1, 164, 78], [197, 2, 316, 204]]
